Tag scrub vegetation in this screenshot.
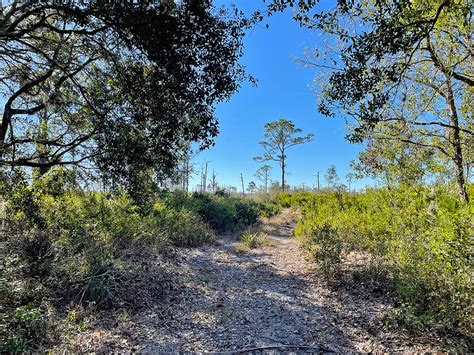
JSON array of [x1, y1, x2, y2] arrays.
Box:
[[280, 187, 473, 331], [0, 0, 472, 352], [0, 168, 279, 350]]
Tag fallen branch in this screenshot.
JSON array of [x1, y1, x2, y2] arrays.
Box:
[[213, 344, 336, 354]]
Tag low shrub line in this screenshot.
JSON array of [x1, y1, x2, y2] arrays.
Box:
[[280, 186, 473, 332], [0, 170, 279, 351]]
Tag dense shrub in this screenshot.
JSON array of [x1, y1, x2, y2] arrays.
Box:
[[159, 191, 273, 232], [287, 187, 473, 330], [188, 192, 237, 231], [305, 224, 343, 278], [149, 201, 215, 247], [0, 170, 271, 350], [257, 201, 282, 218], [234, 199, 260, 226], [0, 180, 144, 349]]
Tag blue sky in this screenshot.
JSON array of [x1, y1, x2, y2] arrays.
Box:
[[190, 1, 370, 191]]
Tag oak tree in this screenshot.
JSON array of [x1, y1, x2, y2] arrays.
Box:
[[296, 0, 473, 202], [0, 1, 247, 193]]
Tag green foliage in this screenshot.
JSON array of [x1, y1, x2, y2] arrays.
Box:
[[247, 190, 282, 217], [150, 202, 215, 247], [236, 226, 272, 252], [303, 0, 472, 203], [0, 171, 269, 350], [190, 193, 238, 232], [3, 305, 50, 352], [305, 224, 343, 278], [2, 2, 248, 188], [258, 201, 282, 218], [278, 191, 314, 208], [161, 191, 267, 232], [234, 199, 261, 227], [286, 187, 473, 330], [240, 231, 261, 249]]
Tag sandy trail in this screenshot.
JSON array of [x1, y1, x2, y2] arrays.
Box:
[[66, 209, 443, 353]]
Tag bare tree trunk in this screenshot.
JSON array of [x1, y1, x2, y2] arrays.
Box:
[[203, 162, 208, 193], [184, 156, 190, 192], [210, 169, 217, 193], [200, 166, 204, 193], [281, 149, 285, 192], [240, 173, 245, 195], [446, 80, 469, 203]]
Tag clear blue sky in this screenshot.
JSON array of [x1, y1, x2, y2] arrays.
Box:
[[191, 1, 371, 191]]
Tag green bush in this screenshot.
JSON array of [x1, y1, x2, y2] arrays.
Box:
[[4, 304, 50, 352], [150, 202, 215, 247], [234, 199, 260, 226], [159, 191, 266, 232], [305, 224, 343, 278], [288, 186, 473, 330], [1, 170, 277, 350], [189, 192, 236, 231], [257, 201, 282, 218]]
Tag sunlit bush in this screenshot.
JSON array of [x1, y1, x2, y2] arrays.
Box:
[[159, 190, 271, 232], [288, 187, 473, 330]]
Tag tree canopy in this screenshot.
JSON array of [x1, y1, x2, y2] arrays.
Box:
[[254, 119, 314, 191], [282, 0, 473, 202], [0, 0, 247, 190]]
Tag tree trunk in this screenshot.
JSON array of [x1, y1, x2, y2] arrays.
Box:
[[0, 110, 11, 163], [446, 80, 469, 203], [281, 149, 285, 192], [203, 162, 208, 193]]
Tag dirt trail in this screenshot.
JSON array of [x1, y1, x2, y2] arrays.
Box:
[[67, 209, 444, 353]]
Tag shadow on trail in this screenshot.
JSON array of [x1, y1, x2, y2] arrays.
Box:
[[121, 240, 409, 353], [65, 211, 461, 353]]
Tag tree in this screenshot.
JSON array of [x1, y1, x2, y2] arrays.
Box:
[[254, 119, 314, 191], [177, 146, 196, 192], [240, 173, 245, 195], [345, 172, 355, 192], [247, 181, 257, 194], [209, 169, 218, 194], [352, 124, 443, 188], [325, 165, 339, 189], [200, 161, 210, 193], [254, 165, 272, 193], [0, 1, 248, 194], [228, 186, 238, 194], [268, 180, 283, 194], [296, 0, 473, 202]]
